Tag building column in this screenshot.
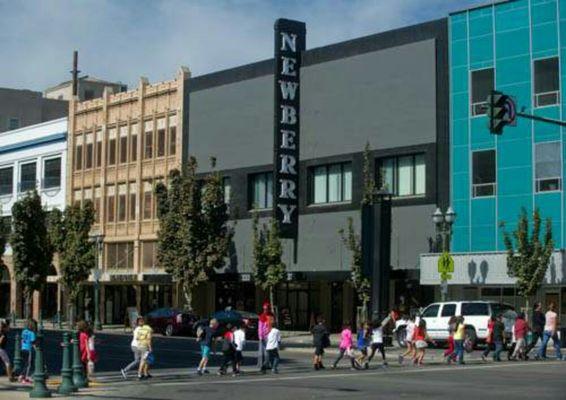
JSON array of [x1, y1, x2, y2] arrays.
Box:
[[135, 284, 142, 313], [319, 282, 331, 321], [10, 277, 18, 316], [32, 290, 41, 320], [100, 284, 106, 325]]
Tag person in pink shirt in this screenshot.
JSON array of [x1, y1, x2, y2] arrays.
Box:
[[511, 312, 529, 360], [331, 321, 356, 369], [257, 301, 274, 369]]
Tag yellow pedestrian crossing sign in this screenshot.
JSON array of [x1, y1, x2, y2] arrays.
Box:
[[438, 252, 454, 281]]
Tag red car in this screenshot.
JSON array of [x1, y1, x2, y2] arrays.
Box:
[[146, 308, 199, 336]]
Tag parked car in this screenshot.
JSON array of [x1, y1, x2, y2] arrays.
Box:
[[146, 307, 200, 337], [394, 301, 516, 351], [194, 309, 259, 339]]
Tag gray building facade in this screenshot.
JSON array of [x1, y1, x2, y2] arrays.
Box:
[[185, 19, 449, 330], [0, 87, 68, 133]]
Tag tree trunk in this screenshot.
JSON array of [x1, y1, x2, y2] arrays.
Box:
[[182, 282, 192, 311], [24, 291, 32, 320], [269, 286, 278, 326], [524, 297, 531, 322], [68, 303, 76, 329]]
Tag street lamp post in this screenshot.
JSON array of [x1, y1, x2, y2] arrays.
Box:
[[432, 207, 457, 301], [92, 235, 104, 331]]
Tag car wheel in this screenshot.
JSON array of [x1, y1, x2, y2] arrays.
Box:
[[464, 327, 477, 353], [396, 326, 407, 348], [165, 324, 174, 337]]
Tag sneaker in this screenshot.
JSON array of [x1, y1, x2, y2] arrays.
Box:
[[319, 363, 326, 370], [120, 368, 127, 380], [364, 363, 369, 370], [203, 369, 210, 374], [197, 370, 203, 376], [398, 355, 403, 365], [331, 364, 337, 370], [481, 355, 486, 362], [146, 373, 153, 379], [217, 370, 225, 376], [272, 369, 279, 374], [137, 375, 145, 381]]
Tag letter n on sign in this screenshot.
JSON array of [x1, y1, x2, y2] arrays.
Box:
[[273, 18, 306, 239]]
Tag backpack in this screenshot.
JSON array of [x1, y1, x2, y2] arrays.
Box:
[[221, 337, 235, 353], [196, 326, 205, 342]]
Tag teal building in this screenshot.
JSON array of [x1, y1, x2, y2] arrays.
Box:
[[421, 0, 566, 311]]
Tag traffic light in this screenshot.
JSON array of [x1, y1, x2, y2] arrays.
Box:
[[486, 90, 516, 135]]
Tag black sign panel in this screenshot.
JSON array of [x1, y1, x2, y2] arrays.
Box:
[[273, 18, 306, 239]]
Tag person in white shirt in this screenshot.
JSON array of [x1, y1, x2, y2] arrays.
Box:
[[398, 315, 416, 364], [367, 321, 387, 367], [262, 316, 281, 374], [234, 326, 246, 374], [538, 302, 563, 360], [120, 317, 144, 379]]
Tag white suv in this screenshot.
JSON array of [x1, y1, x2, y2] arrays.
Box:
[[395, 301, 516, 350]]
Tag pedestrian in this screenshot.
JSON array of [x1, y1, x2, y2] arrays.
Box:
[[537, 302, 562, 360], [398, 315, 416, 364], [234, 324, 246, 374], [77, 321, 97, 381], [262, 316, 281, 374], [134, 316, 153, 380], [218, 324, 237, 376], [121, 316, 144, 379], [197, 318, 219, 376], [257, 301, 274, 369], [444, 316, 457, 364], [332, 321, 356, 369], [367, 320, 387, 367], [355, 321, 370, 369], [481, 315, 496, 361], [492, 314, 505, 362], [526, 302, 545, 358], [511, 312, 529, 360], [18, 319, 37, 384], [311, 315, 329, 370], [453, 316, 466, 365], [0, 321, 15, 382], [412, 319, 434, 366]]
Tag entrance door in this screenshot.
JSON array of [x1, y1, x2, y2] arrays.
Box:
[[330, 282, 344, 332], [0, 266, 10, 317], [105, 285, 136, 325]]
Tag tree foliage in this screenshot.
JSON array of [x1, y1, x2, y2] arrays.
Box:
[[48, 202, 95, 304], [502, 208, 553, 301], [0, 213, 9, 268], [252, 213, 287, 308], [155, 157, 232, 310], [10, 191, 53, 316], [339, 217, 371, 310], [361, 142, 376, 206]]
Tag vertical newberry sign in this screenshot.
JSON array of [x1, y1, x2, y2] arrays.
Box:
[[273, 18, 306, 239]]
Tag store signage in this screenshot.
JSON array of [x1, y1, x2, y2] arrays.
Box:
[[273, 18, 306, 239]]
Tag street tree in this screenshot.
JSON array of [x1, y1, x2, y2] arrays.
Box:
[[155, 157, 232, 310], [48, 202, 95, 326], [362, 142, 376, 206], [252, 213, 287, 310], [502, 208, 554, 312], [0, 212, 9, 267], [339, 217, 371, 319], [10, 191, 53, 318]]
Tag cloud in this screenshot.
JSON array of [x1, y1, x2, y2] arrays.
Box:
[[0, 0, 484, 91]]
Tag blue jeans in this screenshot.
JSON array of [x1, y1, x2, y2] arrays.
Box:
[[538, 331, 562, 359], [454, 340, 465, 364], [493, 341, 504, 361]]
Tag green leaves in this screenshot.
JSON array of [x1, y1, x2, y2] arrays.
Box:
[[155, 157, 233, 310], [502, 208, 554, 299], [252, 214, 286, 294], [339, 217, 371, 307], [10, 191, 54, 302], [361, 142, 375, 206], [49, 202, 95, 302]]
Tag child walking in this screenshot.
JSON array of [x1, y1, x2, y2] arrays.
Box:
[[311, 315, 329, 370], [332, 321, 356, 369], [511, 312, 529, 360], [481, 315, 496, 361], [218, 325, 237, 376], [0, 321, 15, 382], [443, 316, 457, 364], [355, 322, 370, 369], [367, 320, 387, 367], [398, 315, 416, 364], [233, 325, 246, 374], [262, 316, 281, 374], [412, 319, 434, 366], [453, 316, 466, 365], [18, 319, 37, 384]]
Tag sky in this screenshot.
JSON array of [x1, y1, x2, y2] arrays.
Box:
[[0, 0, 486, 92]]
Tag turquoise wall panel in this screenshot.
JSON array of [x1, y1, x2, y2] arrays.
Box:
[[471, 225, 496, 251], [535, 192, 563, 247], [469, 14, 493, 38], [453, 172, 470, 202], [470, 117, 495, 149], [453, 146, 469, 175], [451, 66, 469, 94], [495, 28, 530, 59], [451, 40, 468, 67], [452, 92, 469, 120], [495, 3, 529, 32], [498, 138, 532, 169], [498, 166, 533, 196], [470, 36, 494, 66], [495, 57, 531, 88], [452, 120, 469, 147], [534, 106, 561, 142], [532, 23, 559, 55], [532, 0, 558, 25]]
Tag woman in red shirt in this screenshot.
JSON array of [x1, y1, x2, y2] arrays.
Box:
[[77, 321, 97, 381], [481, 316, 496, 361], [511, 313, 529, 360], [412, 320, 434, 366]]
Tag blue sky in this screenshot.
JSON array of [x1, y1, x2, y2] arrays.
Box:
[[0, 0, 485, 91]]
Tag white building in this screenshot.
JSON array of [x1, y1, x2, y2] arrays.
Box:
[[0, 117, 67, 318]]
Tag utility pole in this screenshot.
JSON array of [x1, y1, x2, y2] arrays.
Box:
[[71, 51, 80, 98]]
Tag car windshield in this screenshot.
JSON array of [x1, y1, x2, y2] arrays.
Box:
[[421, 304, 440, 318]]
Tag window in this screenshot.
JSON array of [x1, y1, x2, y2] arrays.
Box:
[[157, 129, 166, 157], [143, 181, 153, 220], [107, 186, 115, 223], [421, 304, 440, 318], [471, 68, 494, 116], [129, 192, 136, 221], [118, 185, 127, 222], [378, 154, 426, 197], [309, 162, 352, 204], [144, 130, 153, 159], [142, 241, 157, 270], [223, 177, 231, 205], [461, 303, 489, 316], [84, 89, 95, 100], [472, 150, 496, 197], [43, 158, 61, 189], [8, 118, 19, 131], [250, 172, 273, 209], [19, 162, 36, 192], [107, 138, 116, 166], [441, 304, 457, 317], [120, 129, 128, 164], [85, 142, 93, 169], [94, 187, 101, 224], [535, 142, 561, 192], [75, 144, 83, 171], [169, 126, 177, 156], [130, 134, 137, 162], [106, 242, 134, 269], [95, 132, 102, 168], [0, 167, 13, 196], [534, 57, 559, 107]]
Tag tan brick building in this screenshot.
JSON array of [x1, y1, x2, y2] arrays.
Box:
[[68, 67, 189, 324]]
